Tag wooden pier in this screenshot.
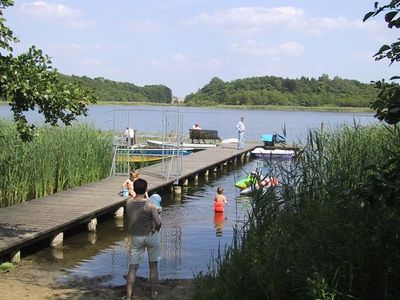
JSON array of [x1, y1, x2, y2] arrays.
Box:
[[0, 143, 259, 262]]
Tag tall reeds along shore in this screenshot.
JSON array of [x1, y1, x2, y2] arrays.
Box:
[[0, 120, 112, 208], [194, 124, 400, 300]]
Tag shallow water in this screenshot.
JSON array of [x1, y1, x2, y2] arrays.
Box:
[[27, 158, 271, 286]]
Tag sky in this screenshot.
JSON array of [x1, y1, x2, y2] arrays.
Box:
[[4, 0, 399, 98]]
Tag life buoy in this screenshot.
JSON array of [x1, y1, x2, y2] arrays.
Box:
[[260, 177, 279, 187], [270, 177, 279, 186], [214, 201, 225, 212]]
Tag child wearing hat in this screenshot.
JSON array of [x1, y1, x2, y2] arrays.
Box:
[[149, 194, 163, 233]]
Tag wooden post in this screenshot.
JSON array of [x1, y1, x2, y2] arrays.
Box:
[[173, 185, 182, 194], [193, 174, 199, 185], [173, 193, 182, 203], [115, 207, 124, 218], [50, 232, 63, 248], [10, 250, 20, 264], [88, 218, 97, 232]]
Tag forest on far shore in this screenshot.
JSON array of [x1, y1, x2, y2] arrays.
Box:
[[57, 73, 378, 108], [57, 73, 173, 104], [185, 74, 378, 107]]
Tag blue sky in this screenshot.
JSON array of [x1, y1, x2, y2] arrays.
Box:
[[4, 0, 399, 97]]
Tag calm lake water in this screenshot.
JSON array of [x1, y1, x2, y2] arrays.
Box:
[[1, 104, 378, 286], [0, 104, 376, 143], [29, 158, 265, 286]]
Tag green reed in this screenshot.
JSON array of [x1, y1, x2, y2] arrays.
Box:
[[195, 124, 400, 300], [0, 120, 112, 208]]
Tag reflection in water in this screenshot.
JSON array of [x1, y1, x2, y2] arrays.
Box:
[[88, 232, 97, 244], [214, 212, 226, 238], [27, 159, 264, 286], [51, 247, 64, 260], [172, 193, 182, 204], [114, 217, 124, 229]]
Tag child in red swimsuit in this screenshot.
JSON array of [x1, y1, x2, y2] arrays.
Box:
[[214, 186, 228, 212]]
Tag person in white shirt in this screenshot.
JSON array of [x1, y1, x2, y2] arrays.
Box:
[[236, 117, 245, 149], [124, 127, 135, 146], [192, 123, 202, 130], [191, 123, 204, 143]]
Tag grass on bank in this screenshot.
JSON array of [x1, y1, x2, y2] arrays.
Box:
[[194, 123, 400, 300], [0, 120, 113, 208]]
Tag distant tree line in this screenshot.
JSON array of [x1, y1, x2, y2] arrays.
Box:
[[57, 74, 172, 103], [185, 74, 378, 107]]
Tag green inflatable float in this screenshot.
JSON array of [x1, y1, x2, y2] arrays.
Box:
[[235, 172, 259, 190]]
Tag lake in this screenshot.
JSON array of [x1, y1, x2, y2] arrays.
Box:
[[28, 158, 265, 286], [0, 104, 378, 286], [0, 104, 376, 143]]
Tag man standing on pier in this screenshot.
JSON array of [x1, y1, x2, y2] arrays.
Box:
[[236, 117, 245, 149]]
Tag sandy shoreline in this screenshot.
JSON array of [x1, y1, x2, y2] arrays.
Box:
[[0, 260, 195, 300]]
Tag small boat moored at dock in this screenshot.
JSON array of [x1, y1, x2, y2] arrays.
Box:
[[115, 147, 193, 163], [147, 139, 217, 150], [251, 147, 295, 160]]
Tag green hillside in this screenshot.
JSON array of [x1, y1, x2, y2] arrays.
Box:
[[185, 74, 378, 107], [57, 74, 173, 103]]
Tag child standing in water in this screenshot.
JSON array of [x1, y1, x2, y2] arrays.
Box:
[[214, 186, 228, 212]]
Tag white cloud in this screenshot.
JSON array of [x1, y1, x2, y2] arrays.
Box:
[[19, 1, 94, 29], [150, 54, 221, 69], [191, 6, 304, 31], [230, 40, 304, 58], [173, 53, 187, 62], [81, 58, 102, 67], [124, 20, 168, 34], [150, 53, 188, 67], [46, 43, 103, 52], [188, 5, 390, 38], [20, 1, 80, 18]]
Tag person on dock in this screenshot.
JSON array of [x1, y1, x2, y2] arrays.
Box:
[[236, 116, 245, 150], [192, 123, 202, 130], [192, 123, 205, 143], [124, 127, 135, 146], [126, 178, 161, 300], [214, 186, 227, 213], [122, 170, 139, 197], [168, 130, 176, 143]]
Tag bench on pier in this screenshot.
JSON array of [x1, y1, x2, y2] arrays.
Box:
[[189, 129, 220, 144]]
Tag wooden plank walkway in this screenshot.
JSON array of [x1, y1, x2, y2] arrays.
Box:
[[0, 142, 259, 261]]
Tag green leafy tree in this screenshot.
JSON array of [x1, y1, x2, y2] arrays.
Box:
[[0, 0, 95, 141], [364, 0, 400, 124]]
